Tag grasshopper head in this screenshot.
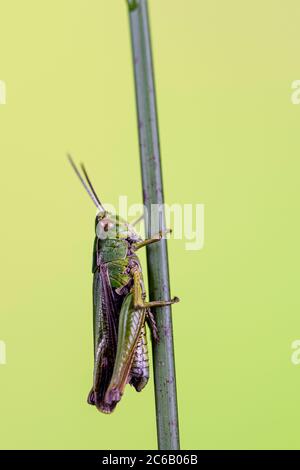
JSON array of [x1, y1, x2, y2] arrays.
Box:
[[95, 212, 114, 238], [95, 212, 141, 241], [67, 156, 141, 242]]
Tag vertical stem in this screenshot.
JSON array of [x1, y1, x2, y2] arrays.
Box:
[[126, 0, 180, 450]]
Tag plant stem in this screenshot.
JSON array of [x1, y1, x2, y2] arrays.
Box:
[[126, 0, 180, 450]]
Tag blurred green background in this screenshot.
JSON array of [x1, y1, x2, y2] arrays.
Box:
[[0, 0, 300, 450]]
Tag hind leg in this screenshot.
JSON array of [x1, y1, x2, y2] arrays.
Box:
[[104, 293, 145, 407], [146, 309, 159, 342]]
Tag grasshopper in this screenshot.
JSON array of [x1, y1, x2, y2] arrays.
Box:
[[68, 156, 179, 413]]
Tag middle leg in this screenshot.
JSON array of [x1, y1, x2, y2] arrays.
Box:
[[132, 268, 179, 310]]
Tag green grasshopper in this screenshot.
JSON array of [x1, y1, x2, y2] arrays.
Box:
[[68, 156, 179, 413]]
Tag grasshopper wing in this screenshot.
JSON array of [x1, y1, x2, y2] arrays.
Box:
[[104, 292, 145, 408], [88, 264, 119, 413]]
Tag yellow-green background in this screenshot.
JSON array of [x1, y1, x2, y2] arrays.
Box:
[[0, 0, 299, 450]]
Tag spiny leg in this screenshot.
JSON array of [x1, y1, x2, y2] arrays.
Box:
[[146, 309, 159, 342]]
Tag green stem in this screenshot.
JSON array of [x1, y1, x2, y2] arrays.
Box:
[[126, 0, 180, 450]]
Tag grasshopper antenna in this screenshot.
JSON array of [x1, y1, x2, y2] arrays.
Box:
[[67, 154, 105, 214], [80, 162, 105, 213]]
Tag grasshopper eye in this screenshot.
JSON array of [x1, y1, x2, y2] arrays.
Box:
[[96, 222, 107, 239], [96, 219, 114, 239]]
